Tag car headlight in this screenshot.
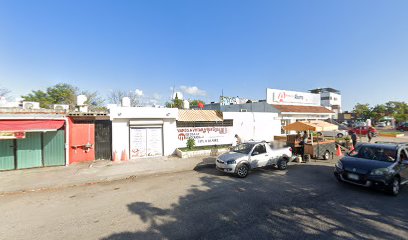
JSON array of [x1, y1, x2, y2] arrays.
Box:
[[370, 168, 390, 175], [335, 161, 343, 169], [226, 159, 236, 165]]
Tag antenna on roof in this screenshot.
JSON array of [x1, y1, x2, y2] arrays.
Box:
[[171, 82, 176, 108]]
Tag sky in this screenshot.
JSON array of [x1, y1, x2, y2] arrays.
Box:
[[0, 0, 407, 110]]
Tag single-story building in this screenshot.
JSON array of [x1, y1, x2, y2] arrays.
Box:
[[110, 106, 178, 159], [68, 113, 112, 164], [0, 109, 68, 171]]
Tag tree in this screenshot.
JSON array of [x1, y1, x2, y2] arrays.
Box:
[[165, 94, 183, 109], [352, 103, 372, 120], [22, 83, 76, 108], [189, 99, 205, 108], [0, 87, 10, 98], [371, 104, 387, 121], [22, 83, 105, 110], [107, 90, 141, 107], [81, 90, 106, 111]]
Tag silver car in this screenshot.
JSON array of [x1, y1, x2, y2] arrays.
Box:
[[216, 141, 294, 178]]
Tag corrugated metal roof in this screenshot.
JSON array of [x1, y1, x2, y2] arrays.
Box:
[[271, 105, 334, 114], [178, 110, 224, 122]]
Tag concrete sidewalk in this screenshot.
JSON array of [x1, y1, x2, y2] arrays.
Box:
[[0, 155, 216, 195]]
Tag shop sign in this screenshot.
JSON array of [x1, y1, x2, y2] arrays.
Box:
[[220, 96, 249, 106], [177, 127, 233, 147], [0, 132, 26, 139], [266, 88, 320, 106]]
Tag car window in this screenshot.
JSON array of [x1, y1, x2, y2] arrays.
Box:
[[350, 146, 397, 162], [254, 144, 266, 154], [232, 143, 255, 154]]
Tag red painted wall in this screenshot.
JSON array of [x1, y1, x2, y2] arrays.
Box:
[[68, 117, 95, 164]]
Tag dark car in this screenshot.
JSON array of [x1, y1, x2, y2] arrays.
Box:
[[396, 122, 408, 132], [334, 143, 408, 195]]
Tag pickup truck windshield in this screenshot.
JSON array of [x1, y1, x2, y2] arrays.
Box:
[[350, 146, 397, 162], [232, 143, 255, 154]]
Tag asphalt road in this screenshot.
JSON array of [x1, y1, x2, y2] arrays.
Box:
[[1, 161, 407, 240]]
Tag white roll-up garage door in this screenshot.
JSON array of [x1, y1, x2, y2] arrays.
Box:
[[130, 127, 163, 159]]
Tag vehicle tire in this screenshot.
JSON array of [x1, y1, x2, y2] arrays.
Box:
[[277, 158, 288, 170], [323, 150, 330, 160], [337, 133, 344, 138], [236, 164, 249, 178], [387, 177, 400, 196]]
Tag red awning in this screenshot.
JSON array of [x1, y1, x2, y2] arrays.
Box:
[[0, 120, 65, 132]]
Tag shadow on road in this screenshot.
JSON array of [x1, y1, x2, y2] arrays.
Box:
[[102, 164, 408, 240]]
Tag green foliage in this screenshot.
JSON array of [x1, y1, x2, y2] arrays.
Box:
[[22, 83, 76, 108], [353, 103, 372, 119], [179, 144, 231, 152], [186, 138, 196, 150], [166, 94, 184, 109], [371, 104, 387, 121], [189, 99, 205, 107], [352, 101, 408, 124], [22, 83, 105, 110]]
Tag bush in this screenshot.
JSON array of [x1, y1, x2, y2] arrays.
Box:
[[186, 138, 196, 150]]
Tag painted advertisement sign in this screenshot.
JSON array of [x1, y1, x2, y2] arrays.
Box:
[[220, 96, 249, 106], [177, 127, 233, 147], [130, 128, 163, 159], [146, 128, 163, 157], [0, 132, 26, 140], [266, 88, 320, 106], [130, 128, 147, 158]]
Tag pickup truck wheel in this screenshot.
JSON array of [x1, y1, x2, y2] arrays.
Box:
[[387, 178, 400, 196], [236, 164, 249, 178], [277, 159, 288, 170], [337, 133, 344, 138], [323, 150, 330, 160]]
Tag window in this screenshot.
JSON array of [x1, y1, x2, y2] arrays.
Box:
[[350, 146, 397, 162], [254, 144, 266, 154]]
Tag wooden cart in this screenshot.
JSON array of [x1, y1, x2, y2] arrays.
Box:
[[304, 140, 336, 160], [283, 121, 339, 160]]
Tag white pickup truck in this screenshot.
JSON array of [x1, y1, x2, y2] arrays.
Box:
[[215, 141, 294, 178]]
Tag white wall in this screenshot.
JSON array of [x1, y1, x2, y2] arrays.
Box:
[[110, 107, 179, 157], [223, 112, 281, 142], [321, 92, 341, 110], [111, 117, 178, 158], [112, 119, 130, 159], [162, 118, 178, 155], [110, 106, 178, 120]]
